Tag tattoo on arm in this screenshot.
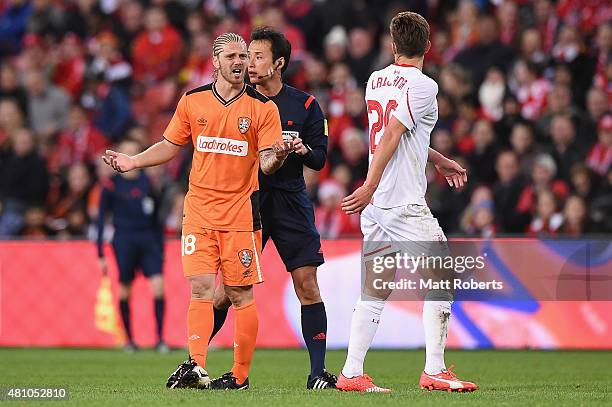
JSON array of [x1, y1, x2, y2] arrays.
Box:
[[259, 149, 285, 175]]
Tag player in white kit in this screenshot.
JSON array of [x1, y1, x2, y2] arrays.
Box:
[[336, 12, 477, 393]]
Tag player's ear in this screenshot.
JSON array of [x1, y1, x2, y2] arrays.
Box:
[[212, 54, 220, 69], [391, 41, 397, 56], [425, 40, 431, 55]]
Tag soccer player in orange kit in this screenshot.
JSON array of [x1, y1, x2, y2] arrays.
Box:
[[102, 32, 293, 390]]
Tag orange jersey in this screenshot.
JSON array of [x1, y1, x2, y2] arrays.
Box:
[[163, 83, 282, 231]]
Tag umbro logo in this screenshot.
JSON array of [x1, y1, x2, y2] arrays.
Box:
[[189, 334, 201, 340]]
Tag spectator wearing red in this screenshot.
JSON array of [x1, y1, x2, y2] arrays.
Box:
[[83, 32, 133, 142], [179, 31, 215, 93], [587, 114, 612, 176], [533, 0, 559, 54], [14, 32, 48, 72], [517, 154, 569, 215], [552, 26, 597, 107], [261, 7, 306, 56], [88, 32, 132, 86], [50, 104, 108, 174], [496, 0, 519, 47], [527, 189, 563, 236], [556, 0, 612, 34], [593, 23, 611, 83], [512, 60, 551, 121], [327, 88, 367, 149], [51, 33, 85, 100], [326, 63, 356, 124], [428, 29, 455, 66], [132, 7, 183, 85], [314, 180, 360, 239]]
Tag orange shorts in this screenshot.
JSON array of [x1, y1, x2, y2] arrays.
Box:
[[181, 225, 263, 286]]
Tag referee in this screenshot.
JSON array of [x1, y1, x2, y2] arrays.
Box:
[[97, 139, 168, 353], [209, 27, 334, 389]]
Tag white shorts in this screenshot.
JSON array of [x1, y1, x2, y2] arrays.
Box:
[[361, 204, 448, 261]]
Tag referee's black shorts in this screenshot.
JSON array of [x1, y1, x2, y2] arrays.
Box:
[[260, 189, 324, 272]]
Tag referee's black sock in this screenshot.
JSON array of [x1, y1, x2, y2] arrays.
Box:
[[209, 306, 229, 342], [154, 297, 165, 342], [119, 299, 132, 343], [302, 302, 327, 378]]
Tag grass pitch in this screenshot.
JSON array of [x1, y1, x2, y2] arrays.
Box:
[[0, 348, 610, 406]]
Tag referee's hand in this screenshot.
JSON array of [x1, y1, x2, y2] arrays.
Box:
[[292, 137, 309, 155]]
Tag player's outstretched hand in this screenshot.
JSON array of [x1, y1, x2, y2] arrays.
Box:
[[341, 183, 376, 214], [435, 158, 468, 188], [272, 140, 294, 160], [102, 150, 136, 173]]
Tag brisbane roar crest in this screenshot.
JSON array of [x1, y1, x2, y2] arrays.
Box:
[[238, 117, 251, 134], [238, 249, 253, 268]]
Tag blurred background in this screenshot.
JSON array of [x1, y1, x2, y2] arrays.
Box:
[[0, 0, 610, 239], [0, 0, 611, 351]]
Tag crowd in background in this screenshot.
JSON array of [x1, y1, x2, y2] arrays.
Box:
[[0, 0, 610, 239]]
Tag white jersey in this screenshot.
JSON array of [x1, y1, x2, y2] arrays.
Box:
[[365, 63, 438, 208]]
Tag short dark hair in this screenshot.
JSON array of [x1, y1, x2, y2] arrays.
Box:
[[251, 27, 291, 74], [390, 12, 430, 57]]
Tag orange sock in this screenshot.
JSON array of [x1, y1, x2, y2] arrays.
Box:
[[231, 301, 258, 383], [187, 299, 213, 368]]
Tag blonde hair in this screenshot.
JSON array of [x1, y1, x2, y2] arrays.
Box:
[[212, 32, 246, 56]]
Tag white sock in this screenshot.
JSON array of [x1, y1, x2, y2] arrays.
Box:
[[423, 299, 452, 375], [341, 296, 385, 378]]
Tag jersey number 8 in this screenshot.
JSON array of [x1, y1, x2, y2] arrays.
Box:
[[181, 234, 196, 256]]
